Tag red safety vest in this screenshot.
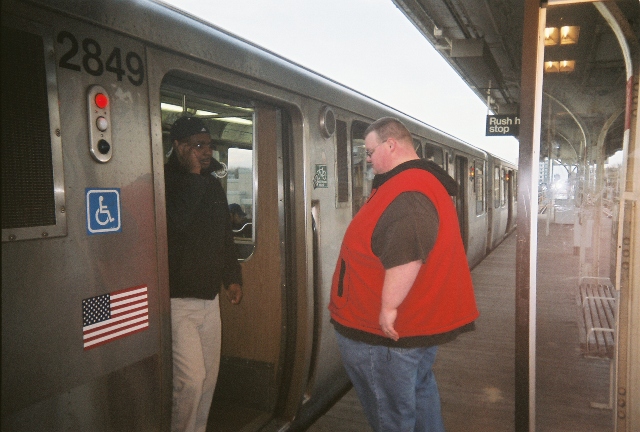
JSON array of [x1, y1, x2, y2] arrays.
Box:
[[329, 168, 478, 338]]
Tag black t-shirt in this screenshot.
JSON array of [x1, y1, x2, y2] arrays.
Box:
[[371, 192, 439, 268]]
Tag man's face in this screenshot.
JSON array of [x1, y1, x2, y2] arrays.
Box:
[[364, 132, 390, 175], [184, 132, 213, 170]]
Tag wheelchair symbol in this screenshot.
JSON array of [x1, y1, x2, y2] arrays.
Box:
[[95, 196, 116, 226], [86, 188, 121, 234]]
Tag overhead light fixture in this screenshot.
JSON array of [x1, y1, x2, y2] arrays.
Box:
[[560, 26, 580, 45], [559, 60, 575, 72], [544, 60, 575, 73], [544, 27, 559, 46], [544, 25, 580, 46], [544, 61, 560, 73]]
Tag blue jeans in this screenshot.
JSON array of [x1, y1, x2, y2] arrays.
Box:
[[336, 332, 445, 432]]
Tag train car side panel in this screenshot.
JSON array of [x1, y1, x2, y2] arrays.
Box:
[[2, 5, 166, 431]]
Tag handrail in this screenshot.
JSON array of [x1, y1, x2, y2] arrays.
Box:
[[232, 222, 252, 233]]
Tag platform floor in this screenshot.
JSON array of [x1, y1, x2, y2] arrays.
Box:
[[309, 221, 614, 431]]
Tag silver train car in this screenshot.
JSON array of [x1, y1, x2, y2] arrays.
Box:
[[1, 0, 516, 430]]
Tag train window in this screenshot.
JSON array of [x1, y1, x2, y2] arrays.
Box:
[[475, 160, 485, 215], [424, 141, 444, 168], [160, 80, 255, 260], [413, 139, 424, 158], [494, 166, 501, 208], [351, 121, 371, 216], [336, 120, 349, 204], [447, 152, 455, 178], [1, 24, 66, 242]]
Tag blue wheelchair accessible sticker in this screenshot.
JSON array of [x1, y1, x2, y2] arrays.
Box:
[[86, 188, 122, 235]]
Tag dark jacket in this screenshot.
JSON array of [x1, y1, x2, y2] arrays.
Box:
[[165, 153, 242, 299]]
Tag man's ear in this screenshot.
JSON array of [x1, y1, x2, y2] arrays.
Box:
[[387, 137, 396, 151]]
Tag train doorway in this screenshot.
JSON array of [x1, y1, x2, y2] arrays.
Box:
[[159, 76, 294, 431]]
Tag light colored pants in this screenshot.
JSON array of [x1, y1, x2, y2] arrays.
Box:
[[171, 297, 221, 432]]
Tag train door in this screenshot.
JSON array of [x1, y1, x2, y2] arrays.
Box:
[[491, 164, 504, 248], [506, 169, 515, 232], [159, 74, 294, 430], [455, 155, 469, 250], [486, 160, 495, 251]]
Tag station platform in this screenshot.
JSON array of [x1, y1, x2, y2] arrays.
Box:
[[309, 221, 614, 431]]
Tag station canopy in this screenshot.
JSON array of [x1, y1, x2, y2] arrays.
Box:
[[392, 0, 639, 162]]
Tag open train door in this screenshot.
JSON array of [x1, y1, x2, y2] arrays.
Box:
[[158, 72, 303, 431], [211, 103, 298, 430]]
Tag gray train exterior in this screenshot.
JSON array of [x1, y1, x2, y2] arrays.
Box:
[[1, 0, 516, 430]]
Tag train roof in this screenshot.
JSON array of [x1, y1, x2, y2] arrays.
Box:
[[15, 0, 502, 161]]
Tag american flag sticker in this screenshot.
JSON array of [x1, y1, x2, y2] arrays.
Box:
[[82, 285, 149, 350]]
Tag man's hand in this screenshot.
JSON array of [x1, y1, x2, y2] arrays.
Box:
[[226, 283, 243, 305], [379, 260, 422, 340], [379, 307, 399, 341]]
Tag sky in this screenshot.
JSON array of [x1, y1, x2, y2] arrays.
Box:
[[160, 0, 519, 163]]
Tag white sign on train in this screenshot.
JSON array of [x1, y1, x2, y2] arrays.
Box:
[[486, 115, 520, 137]]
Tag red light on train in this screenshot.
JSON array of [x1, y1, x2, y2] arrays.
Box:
[[95, 93, 109, 109]]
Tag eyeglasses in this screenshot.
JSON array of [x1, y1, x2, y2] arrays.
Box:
[[365, 140, 388, 158]]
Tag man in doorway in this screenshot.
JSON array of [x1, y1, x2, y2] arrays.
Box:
[[329, 117, 478, 432], [165, 116, 243, 432]]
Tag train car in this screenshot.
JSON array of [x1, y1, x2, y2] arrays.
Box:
[[486, 154, 518, 253], [0, 1, 517, 431]]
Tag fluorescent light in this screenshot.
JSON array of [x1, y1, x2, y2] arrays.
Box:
[[216, 117, 253, 125], [195, 110, 218, 116], [161, 103, 183, 112]]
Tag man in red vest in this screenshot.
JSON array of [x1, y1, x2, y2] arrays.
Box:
[[329, 117, 478, 432]]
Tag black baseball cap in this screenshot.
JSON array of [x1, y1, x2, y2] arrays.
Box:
[[170, 116, 210, 141]]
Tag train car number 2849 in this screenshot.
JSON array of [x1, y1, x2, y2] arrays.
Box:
[[57, 31, 144, 86]]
